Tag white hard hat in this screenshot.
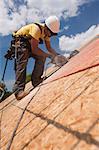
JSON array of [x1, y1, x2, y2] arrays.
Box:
[[45, 16, 60, 33]]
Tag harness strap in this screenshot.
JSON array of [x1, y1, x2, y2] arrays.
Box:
[[34, 23, 42, 34], [13, 23, 43, 44], [34, 23, 43, 44]]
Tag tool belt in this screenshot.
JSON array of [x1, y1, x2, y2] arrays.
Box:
[[4, 21, 44, 60], [4, 35, 31, 60]]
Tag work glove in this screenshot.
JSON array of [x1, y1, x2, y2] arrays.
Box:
[[49, 54, 68, 67]]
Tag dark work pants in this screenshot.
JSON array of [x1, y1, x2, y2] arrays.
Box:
[[13, 38, 46, 95]]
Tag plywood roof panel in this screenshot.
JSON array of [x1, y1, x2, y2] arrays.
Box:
[[0, 36, 99, 150]]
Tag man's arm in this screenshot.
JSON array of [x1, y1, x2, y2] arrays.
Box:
[[30, 38, 50, 58], [45, 40, 58, 57]]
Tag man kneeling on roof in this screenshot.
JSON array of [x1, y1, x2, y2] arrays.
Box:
[[11, 16, 66, 100]]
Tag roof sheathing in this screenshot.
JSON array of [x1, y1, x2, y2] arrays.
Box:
[[44, 35, 99, 84], [0, 36, 99, 150]]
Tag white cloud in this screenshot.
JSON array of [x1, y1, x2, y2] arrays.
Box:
[[59, 25, 99, 52], [60, 25, 69, 33], [0, 0, 91, 35]]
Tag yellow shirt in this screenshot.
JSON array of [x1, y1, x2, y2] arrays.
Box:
[[14, 23, 50, 42]]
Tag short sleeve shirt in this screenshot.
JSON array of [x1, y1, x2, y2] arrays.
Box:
[[14, 23, 50, 42]]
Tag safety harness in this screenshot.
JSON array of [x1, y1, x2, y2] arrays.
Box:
[[34, 23, 43, 44]]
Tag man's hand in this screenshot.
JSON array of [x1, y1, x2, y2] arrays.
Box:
[[49, 54, 68, 67]]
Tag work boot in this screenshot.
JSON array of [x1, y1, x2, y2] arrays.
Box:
[[32, 77, 44, 88], [15, 90, 30, 100]]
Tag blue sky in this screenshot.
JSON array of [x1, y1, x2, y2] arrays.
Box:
[[0, 0, 99, 91]]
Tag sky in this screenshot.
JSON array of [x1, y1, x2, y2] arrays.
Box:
[[0, 0, 99, 91]]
